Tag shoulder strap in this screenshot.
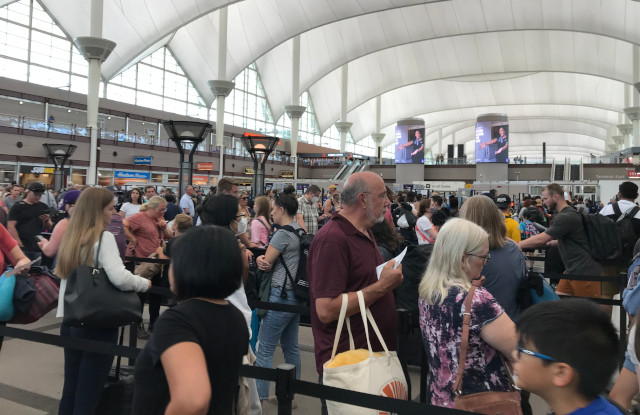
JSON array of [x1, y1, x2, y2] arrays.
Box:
[[453, 277, 485, 395], [281, 224, 305, 238], [258, 217, 271, 234], [619, 205, 640, 222], [415, 224, 428, 243], [94, 231, 106, 268], [613, 202, 622, 218]]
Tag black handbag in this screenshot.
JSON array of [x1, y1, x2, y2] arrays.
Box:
[[63, 231, 142, 328]]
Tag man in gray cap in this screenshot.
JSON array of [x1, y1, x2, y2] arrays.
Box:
[[7, 182, 53, 263]]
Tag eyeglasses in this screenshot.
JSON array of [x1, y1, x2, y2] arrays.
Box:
[[240, 197, 249, 200], [517, 347, 558, 362], [465, 253, 491, 263], [235, 213, 245, 218], [363, 191, 388, 202]]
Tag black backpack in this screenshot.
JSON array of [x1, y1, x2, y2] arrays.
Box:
[[611, 203, 640, 266], [279, 225, 313, 303], [579, 209, 622, 263]]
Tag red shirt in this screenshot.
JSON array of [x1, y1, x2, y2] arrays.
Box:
[[0, 223, 17, 271], [125, 212, 161, 258], [308, 213, 397, 374]]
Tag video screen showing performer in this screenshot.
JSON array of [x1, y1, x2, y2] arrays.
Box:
[[395, 127, 425, 164], [475, 123, 509, 163]]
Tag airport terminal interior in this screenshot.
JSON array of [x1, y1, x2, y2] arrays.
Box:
[[2, 0, 640, 414]]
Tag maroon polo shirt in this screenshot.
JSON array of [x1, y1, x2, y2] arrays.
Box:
[[308, 213, 398, 374]]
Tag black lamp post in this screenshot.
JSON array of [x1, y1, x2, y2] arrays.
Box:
[[241, 133, 279, 198], [162, 121, 212, 195], [43, 143, 77, 191]]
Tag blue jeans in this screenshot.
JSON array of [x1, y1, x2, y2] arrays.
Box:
[[255, 286, 301, 400], [58, 325, 118, 415]]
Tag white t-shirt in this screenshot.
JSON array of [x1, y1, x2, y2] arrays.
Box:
[[179, 193, 195, 217], [599, 200, 640, 219], [415, 215, 434, 245], [226, 284, 253, 337], [120, 202, 141, 218]]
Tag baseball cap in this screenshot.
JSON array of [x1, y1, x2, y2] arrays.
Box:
[[328, 184, 338, 190], [495, 194, 511, 209], [536, 199, 543, 207], [61, 190, 81, 207], [27, 182, 46, 194]]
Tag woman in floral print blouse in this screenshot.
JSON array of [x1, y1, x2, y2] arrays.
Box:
[[418, 218, 518, 408]]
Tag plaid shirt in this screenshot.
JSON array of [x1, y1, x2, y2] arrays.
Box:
[[297, 195, 319, 235]]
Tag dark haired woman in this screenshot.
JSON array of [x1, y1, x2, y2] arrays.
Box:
[[119, 187, 142, 219], [198, 194, 259, 411], [132, 226, 249, 414], [255, 187, 303, 404]]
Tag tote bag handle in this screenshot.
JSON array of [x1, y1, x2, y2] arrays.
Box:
[[329, 293, 355, 360]]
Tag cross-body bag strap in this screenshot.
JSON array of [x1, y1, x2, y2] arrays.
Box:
[[453, 280, 481, 394]]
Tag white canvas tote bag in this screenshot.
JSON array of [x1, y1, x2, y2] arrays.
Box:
[[322, 290, 408, 415]]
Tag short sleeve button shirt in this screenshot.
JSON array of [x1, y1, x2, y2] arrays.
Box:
[[297, 196, 319, 235]]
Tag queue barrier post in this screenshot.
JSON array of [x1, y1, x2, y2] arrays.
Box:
[[396, 309, 412, 399], [275, 363, 296, 415]]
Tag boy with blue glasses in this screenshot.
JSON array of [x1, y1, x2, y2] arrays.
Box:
[[514, 299, 622, 415]]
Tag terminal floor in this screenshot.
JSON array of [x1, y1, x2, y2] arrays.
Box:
[[0, 304, 615, 415]]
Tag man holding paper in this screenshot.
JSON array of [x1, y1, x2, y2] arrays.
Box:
[[307, 172, 404, 396]]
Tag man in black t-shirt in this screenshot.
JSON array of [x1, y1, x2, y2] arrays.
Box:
[[8, 182, 53, 264]]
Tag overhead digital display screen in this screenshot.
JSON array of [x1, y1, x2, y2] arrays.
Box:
[[475, 117, 509, 163]]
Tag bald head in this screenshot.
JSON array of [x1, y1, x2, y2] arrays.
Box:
[[341, 172, 383, 206]]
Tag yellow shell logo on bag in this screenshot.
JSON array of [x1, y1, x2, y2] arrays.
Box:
[[378, 379, 407, 414]]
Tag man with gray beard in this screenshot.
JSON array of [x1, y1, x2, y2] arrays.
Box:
[[307, 172, 403, 414]]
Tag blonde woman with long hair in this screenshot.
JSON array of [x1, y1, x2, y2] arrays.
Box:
[[460, 195, 527, 320], [55, 187, 150, 415], [418, 218, 517, 408]]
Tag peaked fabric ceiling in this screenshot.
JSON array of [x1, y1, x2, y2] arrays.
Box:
[[34, 0, 640, 157]]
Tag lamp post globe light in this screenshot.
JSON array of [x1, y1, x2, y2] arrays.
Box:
[[241, 133, 279, 198], [162, 121, 212, 195], [42, 143, 77, 191]]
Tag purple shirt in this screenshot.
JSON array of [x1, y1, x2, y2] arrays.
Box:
[[308, 213, 397, 374]]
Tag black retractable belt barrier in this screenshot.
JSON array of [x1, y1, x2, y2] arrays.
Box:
[[0, 325, 477, 415], [0, 325, 141, 359]]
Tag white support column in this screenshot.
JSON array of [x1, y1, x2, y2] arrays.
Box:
[[370, 95, 385, 164], [626, 46, 640, 149], [438, 129, 443, 161], [284, 36, 305, 181], [208, 7, 234, 180], [73, 0, 115, 186], [336, 65, 351, 153]]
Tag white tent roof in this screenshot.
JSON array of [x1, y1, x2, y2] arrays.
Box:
[[36, 0, 640, 155]]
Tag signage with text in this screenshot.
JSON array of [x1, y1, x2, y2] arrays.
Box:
[[192, 175, 210, 183], [196, 162, 214, 171], [245, 168, 255, 175], [281, 170, 294, 178], [115, 170, 150, 180], [133, 157, 152, 165], [627, 170, 640, 179]]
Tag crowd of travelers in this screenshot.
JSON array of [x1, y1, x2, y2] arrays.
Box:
[[0, 175, 639, 415]]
